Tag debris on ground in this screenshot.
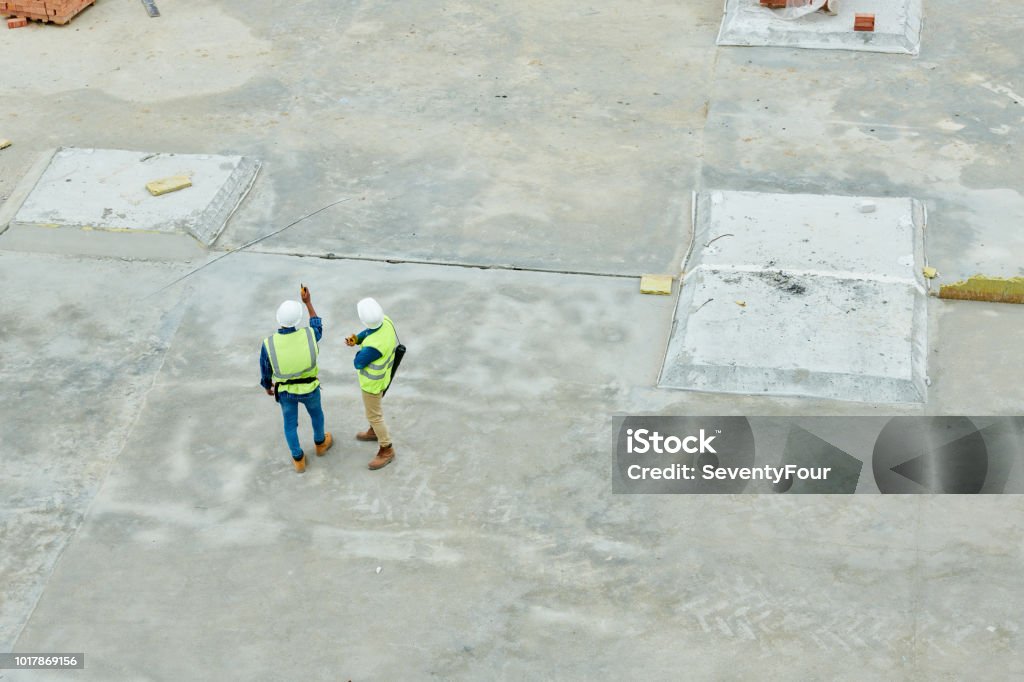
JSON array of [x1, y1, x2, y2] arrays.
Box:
[[640, 274, 674, 295], [6, 15, 27, 28], [0, 0, 97, 25], [145, 175, 192, 196], [759, 0, 839, 19], [757, 270, 807, 295], [0, 138, 11, 150], [923, 266, 938, 279]]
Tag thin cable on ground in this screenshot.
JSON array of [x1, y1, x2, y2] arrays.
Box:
[[143, 197, 352, 299]]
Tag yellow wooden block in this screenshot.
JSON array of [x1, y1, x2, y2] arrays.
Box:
[[146, 175, 192, 196], [922, 266, 938, 279], [0, 139, 11, 150], [640, 274, 673, 295]]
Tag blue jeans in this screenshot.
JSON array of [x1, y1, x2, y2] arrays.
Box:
[[278, 387, 326, 459]]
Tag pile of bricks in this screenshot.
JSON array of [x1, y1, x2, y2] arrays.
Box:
[[2, 0, 95, 26]]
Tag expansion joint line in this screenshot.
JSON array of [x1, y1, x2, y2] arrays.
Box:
[[244, 248, 640, 280]]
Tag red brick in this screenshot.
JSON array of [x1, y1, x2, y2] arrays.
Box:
[[854, 13, 875, 32], [7, 16, 28, 27]]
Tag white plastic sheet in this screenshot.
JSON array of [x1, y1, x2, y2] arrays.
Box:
[[765, 0, 840, 21]]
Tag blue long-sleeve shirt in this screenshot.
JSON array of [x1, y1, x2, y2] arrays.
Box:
[[260, 317, 323, 389], [353, 327, 384, 370]]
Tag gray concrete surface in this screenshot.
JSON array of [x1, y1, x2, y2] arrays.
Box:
[[1, 0, 1022, 679]]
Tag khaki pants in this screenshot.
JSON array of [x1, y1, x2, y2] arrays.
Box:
[[361, 390, 392, 447]]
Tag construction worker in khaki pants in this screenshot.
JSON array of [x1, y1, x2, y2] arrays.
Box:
[[345, 297, 397, 470]]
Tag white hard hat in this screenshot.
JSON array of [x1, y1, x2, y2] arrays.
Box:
[[357, 297, 384, 329], [276, 300, 303, 328]]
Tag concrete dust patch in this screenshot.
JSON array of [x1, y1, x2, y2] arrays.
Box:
[[12, 147, 260, 246], [659, 190, 928, 403], [717, 0, 924, 55]]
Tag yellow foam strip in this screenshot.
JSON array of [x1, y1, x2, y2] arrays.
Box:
[[939, 276, 1024, 304], [640, 274, 673, 295]]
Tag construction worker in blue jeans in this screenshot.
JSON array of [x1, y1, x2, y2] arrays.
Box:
[[260, 285, 334, 473]]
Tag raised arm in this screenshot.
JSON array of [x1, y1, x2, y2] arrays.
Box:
[[301, 284, 317, 319]]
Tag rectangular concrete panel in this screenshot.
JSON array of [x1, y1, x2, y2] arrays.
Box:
[[717, 0, 924, 55], [12, 147, 260, 246], [660, 190, 928, 403]]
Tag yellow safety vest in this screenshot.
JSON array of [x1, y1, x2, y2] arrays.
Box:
[[358, 316, 397, 395], [264, 328, 320, 395]]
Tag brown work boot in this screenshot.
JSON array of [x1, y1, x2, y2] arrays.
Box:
[[293, 455, 306, 473], [368, 445, 395, 470], [315, 432, 334, 456], [356, 426, 378, 442]]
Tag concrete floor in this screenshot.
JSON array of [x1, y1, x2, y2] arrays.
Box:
[[1, 0, 1022, 679]]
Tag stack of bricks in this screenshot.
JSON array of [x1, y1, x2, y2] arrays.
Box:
[[1, 0, 95, 25]]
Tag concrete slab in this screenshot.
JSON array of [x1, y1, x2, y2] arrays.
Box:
[[659, 190, 928, 402], [717, 0, 924, 55], [11, 147, 259, 246]]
